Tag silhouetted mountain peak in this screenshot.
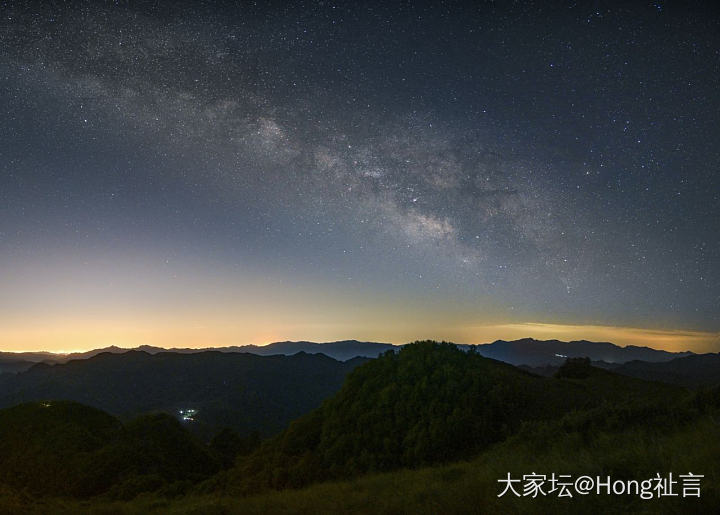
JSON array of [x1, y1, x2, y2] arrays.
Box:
[[474, 338, 693, 366]]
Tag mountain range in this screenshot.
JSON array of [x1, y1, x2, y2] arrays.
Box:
[[0, 340, 396, 368], [0, 337, 698, 371], [523, 352, 720, 389], [470, 337, 695, 366], [1, 339, 716, 434], [609, 353, 720, 387]]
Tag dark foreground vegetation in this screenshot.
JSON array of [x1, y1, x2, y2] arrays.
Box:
[[0, 342, 717, 513], [0, 350, 367, 439]]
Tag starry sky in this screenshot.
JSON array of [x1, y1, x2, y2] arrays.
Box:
[[1, 1, 719, 353]]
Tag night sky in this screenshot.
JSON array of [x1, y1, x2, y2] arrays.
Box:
[[1, 1, 718, 352]]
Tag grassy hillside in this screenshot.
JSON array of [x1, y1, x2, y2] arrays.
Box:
[[2, 400, 717, 514]]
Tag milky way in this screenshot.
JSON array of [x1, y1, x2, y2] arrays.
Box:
[[1, 2, 718, 350]]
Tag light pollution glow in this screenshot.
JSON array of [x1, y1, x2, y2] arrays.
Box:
[[1, 252, 718, 354], [1, 317, 717, 355]]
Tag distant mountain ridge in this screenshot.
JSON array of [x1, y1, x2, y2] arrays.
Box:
[[0, 340, 396, 365], [610, 353, 720, 388], [0, 359, 38, 375], [0, 338, 695, 370], [220, 340, 397, 361], [519, 352, 720, 389], [471, 338, 694, 366]]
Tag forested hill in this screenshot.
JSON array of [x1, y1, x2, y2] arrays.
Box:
[[0, 401, 219, 499], [214, 341, 690, 494], [0, 350, 368, 438]]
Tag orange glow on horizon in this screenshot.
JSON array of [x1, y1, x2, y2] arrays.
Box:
[[3, 251, 717, 355], [0, 318, 717, 355], [464, 323, 719, 353]]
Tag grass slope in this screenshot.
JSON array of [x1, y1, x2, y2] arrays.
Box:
[[3, 410, 717, 514]]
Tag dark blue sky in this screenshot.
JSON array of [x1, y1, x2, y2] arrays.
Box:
[[1, 1, 718, 351]]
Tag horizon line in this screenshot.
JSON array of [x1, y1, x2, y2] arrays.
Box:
[[0, 334, 713, 356]]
